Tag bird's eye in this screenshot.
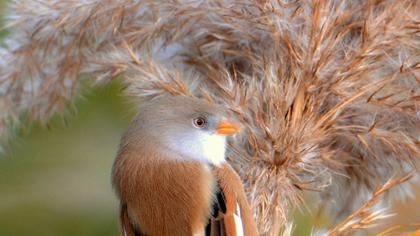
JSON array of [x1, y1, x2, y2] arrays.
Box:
[[193, 117, 207, 128]]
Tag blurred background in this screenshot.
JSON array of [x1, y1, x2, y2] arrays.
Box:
[[0, 80, 132, 236], [0, 1, 418, 236]]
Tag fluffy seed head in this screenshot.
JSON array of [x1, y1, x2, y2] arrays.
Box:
[[0, 0, 419, 234]]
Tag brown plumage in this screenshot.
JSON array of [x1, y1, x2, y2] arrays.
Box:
[[112, 96, 258, 236]]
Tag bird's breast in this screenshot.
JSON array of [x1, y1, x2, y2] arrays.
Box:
[[114, 154, 217, 236]]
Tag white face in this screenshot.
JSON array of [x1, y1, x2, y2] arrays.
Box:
[[169, 130, 227, 166]]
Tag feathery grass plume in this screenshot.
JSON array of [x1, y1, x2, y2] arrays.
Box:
[[377, 223, 420, 236], [0, 0, 419, 234], [327, 174, 413, 236]]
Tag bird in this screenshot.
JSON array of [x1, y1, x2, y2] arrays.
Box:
[[112, 96, 259, 236]]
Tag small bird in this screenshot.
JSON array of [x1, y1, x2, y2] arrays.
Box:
[[112, 96, 258, 236]]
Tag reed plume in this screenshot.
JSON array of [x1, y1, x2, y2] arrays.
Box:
[[1, 0, 418, 234]]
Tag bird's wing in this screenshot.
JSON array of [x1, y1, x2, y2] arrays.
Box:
[[211, 164, 259, 236], [120, 203, 146, 236], [205, 185, 244, 236]]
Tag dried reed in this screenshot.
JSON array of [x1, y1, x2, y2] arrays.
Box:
[[327, 174, 413, 236], [0, 0, 419, 234]]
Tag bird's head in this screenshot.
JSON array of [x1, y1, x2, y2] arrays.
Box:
[[123, 96, 240, 165]]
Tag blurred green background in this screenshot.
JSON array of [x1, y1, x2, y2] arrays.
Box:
[[0, 81, 132, 236], [0, 1, 418, 236]]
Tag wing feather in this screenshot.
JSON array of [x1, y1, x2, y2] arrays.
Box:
[[120, 203, 146, 236], [206, 185, 244, 236]]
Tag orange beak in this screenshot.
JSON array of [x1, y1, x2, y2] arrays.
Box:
[[216, 121, 240, 135]]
